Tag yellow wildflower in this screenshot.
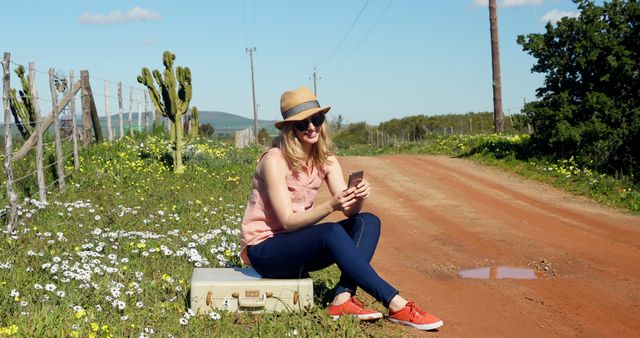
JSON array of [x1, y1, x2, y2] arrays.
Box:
[[0, 324, 18, 335], [75, 308, 86, 319]]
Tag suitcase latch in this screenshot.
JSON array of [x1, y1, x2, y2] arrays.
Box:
[[245, 290, 259, 297]]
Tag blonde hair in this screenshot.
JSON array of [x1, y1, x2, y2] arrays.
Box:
[[271, 121, 334, 171]]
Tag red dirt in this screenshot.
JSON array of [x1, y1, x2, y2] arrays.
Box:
[[318, 155, 640, 337]]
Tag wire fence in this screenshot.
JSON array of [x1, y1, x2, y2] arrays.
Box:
[[2, 52, 163, 234]]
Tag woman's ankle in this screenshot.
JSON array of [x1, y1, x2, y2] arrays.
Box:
[[331, 292, 352, 306], [388, 295, 408, 313]]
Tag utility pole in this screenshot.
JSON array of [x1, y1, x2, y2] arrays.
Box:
[[309, 67, 321, 97], [246, 47, 258, 145], [489, 0, 504, 132]]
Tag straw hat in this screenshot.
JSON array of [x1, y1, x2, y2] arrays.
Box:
[[275, 86, 330, 129]]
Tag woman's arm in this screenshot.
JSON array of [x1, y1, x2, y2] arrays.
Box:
[[260, 153, 357, 231], [324, 156, 371, 217]]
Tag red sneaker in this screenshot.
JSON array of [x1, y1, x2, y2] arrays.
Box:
[[327, 296, 383, 321], [387, 301, 443, 330]]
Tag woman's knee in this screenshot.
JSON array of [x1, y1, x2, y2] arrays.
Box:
[[357, 212, 381, 232]]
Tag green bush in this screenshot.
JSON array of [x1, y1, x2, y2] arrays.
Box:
[[333, 122, 371, 150], [517, 0, 639, 180]]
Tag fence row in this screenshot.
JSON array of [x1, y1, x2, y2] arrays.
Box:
[[1, 52, 166, 234]]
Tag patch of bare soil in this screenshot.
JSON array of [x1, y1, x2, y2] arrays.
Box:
[[318, 155, 640, 337]]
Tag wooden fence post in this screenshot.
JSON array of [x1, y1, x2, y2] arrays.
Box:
[[153, 100, 159, 127], [49, 68, 65, 191], [105, 80, 113, 141], [144, 90, 149, 132], [13, 80, 81, 161], [137, 90, 142, 134], [151, 96, 157, 129], [80, 70, 102, 143], [118, 82, 123, 139], [2, 52, 19, 232], [81, 73, 91, 145], [129, 86, 133, 137], [30, 63, 46, 203], [70, 71, 79, 170]]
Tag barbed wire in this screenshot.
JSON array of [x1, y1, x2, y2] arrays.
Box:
[[10, 150, 75, 187], [7, 57, 145, 95], [13, 170, 37, 183]]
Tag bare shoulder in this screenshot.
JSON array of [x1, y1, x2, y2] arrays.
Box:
[[257, 149, 288, 179]]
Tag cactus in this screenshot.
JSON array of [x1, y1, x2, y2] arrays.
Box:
[[190, 106, 199, 138], [8, 65, 37, 140], [137, 51, 192, 174]]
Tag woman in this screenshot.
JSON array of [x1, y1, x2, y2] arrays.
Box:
[[239, 86, 443, 331]]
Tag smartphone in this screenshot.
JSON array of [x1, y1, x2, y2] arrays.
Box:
[[347, 170, 364, 189]]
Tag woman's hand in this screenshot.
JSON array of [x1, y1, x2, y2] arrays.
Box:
[[330, 187, 358, 212], [353, 179, 371, 200]]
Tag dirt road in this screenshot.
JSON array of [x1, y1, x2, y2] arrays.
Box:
[[319, 155, 640, 337]]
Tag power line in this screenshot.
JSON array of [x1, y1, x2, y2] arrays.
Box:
[[330, 0, 395, 75], [321, 0, 371, 69]]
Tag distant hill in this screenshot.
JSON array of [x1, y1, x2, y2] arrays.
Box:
[[197, 111, 279, 135], [1, 111, 279, 138], [97, 110, 279, 136]]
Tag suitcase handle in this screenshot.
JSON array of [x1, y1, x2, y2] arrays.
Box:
[[238, 294, 266, 308]]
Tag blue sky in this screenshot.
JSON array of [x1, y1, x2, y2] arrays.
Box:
[[3, 0, 587, 125]]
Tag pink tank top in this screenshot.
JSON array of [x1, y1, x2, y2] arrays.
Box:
[[239, 148, 326, 265]]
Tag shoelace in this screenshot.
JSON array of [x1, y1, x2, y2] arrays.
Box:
[[350, 296, 365, 308], [406, 301, 428, 319]]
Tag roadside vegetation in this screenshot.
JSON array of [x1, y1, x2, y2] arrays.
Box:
[[0, 133, 398, 337], [1, 1, 637, 336], [334, 132, 639, 214]]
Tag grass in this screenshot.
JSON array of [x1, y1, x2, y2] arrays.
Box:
[[337, 133, 640, 215], [5, 131, 635, 337], [0, 134, 404, 337]]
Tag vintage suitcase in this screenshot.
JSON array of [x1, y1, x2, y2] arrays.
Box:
[[190, 268, 314, 313]]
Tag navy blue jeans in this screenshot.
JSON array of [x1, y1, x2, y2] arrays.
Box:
[[247, 212, 399, 307]]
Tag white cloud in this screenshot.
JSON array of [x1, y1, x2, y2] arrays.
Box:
[[502, 0, 544, 8], [473, 0, 544, 7], [541, 9, 579, 24], [79, 7, 161, 25]]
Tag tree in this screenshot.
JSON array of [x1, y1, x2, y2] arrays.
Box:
[[517, 0, 639, 177], [199, 123, 215, 138], [258, 128, 270, 145], [333, 122, 371, 149]]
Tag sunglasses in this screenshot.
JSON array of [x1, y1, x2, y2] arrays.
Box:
[[293, 113, 325, 132]]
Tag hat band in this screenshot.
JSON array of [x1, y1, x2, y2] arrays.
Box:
[[282, 100, 320, 119]]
